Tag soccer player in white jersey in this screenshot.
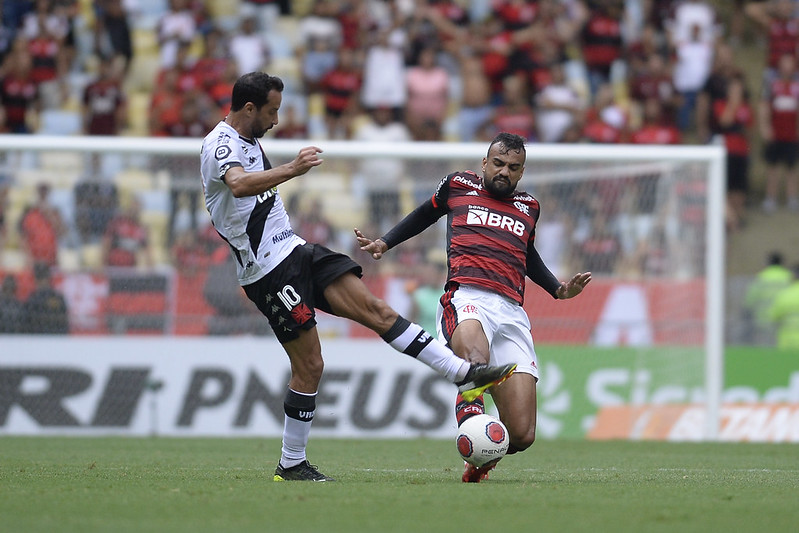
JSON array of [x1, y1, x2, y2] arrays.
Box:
[[356, 132, 592, 482], [200, 72, 515, 482]]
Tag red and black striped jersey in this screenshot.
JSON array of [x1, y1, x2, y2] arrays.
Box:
[[433, 171, 540, 304]]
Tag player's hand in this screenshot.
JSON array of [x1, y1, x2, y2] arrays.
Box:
[[291, 146, 323, 177], [555, 272, 592, 299], [354, 228, 387, 260]]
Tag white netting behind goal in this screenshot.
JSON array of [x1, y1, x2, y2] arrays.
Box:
[[0, 136, 725, 437]]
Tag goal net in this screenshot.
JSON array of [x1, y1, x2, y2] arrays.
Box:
[[0, 136, 725, 439]]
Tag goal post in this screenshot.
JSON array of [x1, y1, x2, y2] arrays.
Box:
[[0, 135, 726, 440]]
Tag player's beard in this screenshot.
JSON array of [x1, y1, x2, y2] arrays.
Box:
[[484, 175, 515, 197]]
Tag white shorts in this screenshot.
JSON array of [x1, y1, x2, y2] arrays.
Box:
[[437, 285, 539, 380]]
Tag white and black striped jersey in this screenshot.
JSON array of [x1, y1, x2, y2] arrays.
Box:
[[201, 120, 305, 285]]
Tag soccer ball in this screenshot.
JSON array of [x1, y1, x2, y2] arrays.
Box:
[[456, 414, 509, 467]]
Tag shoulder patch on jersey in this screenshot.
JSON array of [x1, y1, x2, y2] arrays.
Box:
[[215, 145, 232, 160]]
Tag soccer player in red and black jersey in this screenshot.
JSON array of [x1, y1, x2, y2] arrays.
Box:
[[356, 132, 591, 482]]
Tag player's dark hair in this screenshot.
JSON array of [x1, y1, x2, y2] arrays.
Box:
[[230, 72, 284, 112], [488, 132, 526, 157]]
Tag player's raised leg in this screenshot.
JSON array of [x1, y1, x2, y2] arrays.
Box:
[[322, 272, 515, 392]]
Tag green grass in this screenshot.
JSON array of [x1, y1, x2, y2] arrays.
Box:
[[2, 438, 797, 533]]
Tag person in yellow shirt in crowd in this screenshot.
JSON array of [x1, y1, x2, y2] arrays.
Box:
[[769, 263, 799, 350], [744, 251, 793, 345]]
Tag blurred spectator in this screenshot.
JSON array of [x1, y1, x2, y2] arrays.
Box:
[[626, 23, 669, 79], [744, 250, 793, 345], [0, 45, 39, 133], [0, 274, 24, 334], [82, 54, 127, 135], [192, 28, 232, 95], [576, 213, 621, 275], [353, 106, 411, 232], [74, 179, 118, 244], [360, 24, 407, 114], [206, 61, 237, 119], [665, 0, 721, 46], [171, 226, 211, 277], [405, 45, 450, 141], [406, 257, 447, 335], [298, 0, 341, 95], [745, 0, 799, 78], [149, 68, 183, 136], [241, 0, 284, 32], [155, 40, 201, 96], [671, 22, 714, 132], [628, 53, 678, 125], [18, 181, 65, 268], [103, 196, 152, 268], [228, 6, 270, 76], [273, 104, 308, 139], [157, 0, 197, 69], [580, 0, 624, 97], [769, 262, 799, 350], [711, 74, 753, 231], [203, 243, 266, 335], [484, 72, 537, 141], [759, 52, 799, 213], [581, 82, 626, 143], [21, 262, 69, 334], [93, 0, 133, 72], [535, 61, 584, 143], [0, 176, 8, 250], [457, 53, 493, 141], [696, 42, 741, 143], [294, 198, 334, 247], [629, 97, 681, 144], [321, 47, 361, 139], [298, 0, 343, 50], [300, 33, 338, 96], [164, 97, 212, 244]]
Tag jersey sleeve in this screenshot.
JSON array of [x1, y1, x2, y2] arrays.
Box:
[[212, 142, 243, 182], [381, 198, 446, 250], [381, 173, 453, 249], [526, 241, 561, 299]]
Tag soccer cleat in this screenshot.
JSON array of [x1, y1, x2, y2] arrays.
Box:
[[462, 460, 498, 483], [273, 460, 335, 482], [457, 363, 516, 403]]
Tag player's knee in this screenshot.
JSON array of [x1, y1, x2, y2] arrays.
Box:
[[294, 354, 325, 384], [362, 295, 398, 330], [509, 426, 536, 452]]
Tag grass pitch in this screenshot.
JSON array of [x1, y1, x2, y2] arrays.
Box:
[[2, 437, 797, 533]]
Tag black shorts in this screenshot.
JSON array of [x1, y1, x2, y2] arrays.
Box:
[[242, 243, 362, 343], [763, 141, 799, 167], [727, 154, 749, 193]]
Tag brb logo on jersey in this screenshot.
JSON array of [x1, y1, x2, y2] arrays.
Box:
[[466, 206, 525, 236]]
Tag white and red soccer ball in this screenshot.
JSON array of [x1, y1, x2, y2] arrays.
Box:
[[456, 414, 509, 468]]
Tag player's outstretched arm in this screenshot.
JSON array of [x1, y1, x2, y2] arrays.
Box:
[[225, 146, 323, 197], [354, 228, 388, 260], [555, 272, 592, 300]]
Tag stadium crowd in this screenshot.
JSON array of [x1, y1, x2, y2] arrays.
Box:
[[0, 0, 798, 339]]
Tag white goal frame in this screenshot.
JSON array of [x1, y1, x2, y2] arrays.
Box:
[[0, 135, 727, 440]]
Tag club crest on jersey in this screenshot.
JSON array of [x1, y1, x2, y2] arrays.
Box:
[[466, 206, 525, 236], [514, 201, 529, 215]]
